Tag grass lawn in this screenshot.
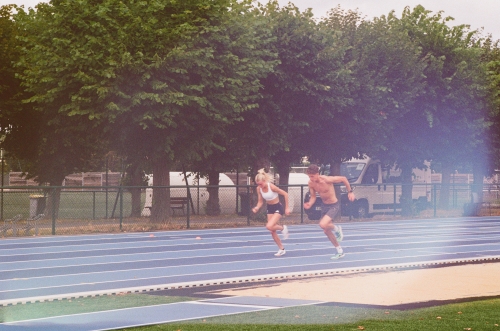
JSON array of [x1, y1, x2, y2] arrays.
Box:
[[0, 294, 196, 323], [2, 292, 499, 330], [122, 297, 500, 331], [0, 190, 136, 220]]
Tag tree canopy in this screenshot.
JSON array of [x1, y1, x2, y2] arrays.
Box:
[[1, 1, 498, 218]]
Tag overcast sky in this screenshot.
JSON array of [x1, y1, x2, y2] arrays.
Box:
[[279, 0, 500, 40], [2, 0, 499, 41]]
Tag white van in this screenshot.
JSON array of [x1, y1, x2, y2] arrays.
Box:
[[141, 172, 236, 216], [287, 173, 310, 213], [339, 156, 431, 217]]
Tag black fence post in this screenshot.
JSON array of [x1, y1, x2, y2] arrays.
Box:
[[433, 184, 437, 217], [187, 188, 190, 229], [235, 185, 239, 215], [51, 187, 56, 235], [105, 158, 109, 219], [246, 185, 250, 226], [119, 187, 123, 231], [93, 191, 96, 220], [300, 185, 304, 224], [393, 184, 397, 216], [197, 177, 200, 215]]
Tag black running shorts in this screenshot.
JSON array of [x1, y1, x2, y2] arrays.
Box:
[[266, 202, 284, 215]]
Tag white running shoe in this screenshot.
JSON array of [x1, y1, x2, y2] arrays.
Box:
[[282, 225, 289, 240], [330, 252, 345, 260], [274, 249, 286, 257], [335, 225, 343, 242]]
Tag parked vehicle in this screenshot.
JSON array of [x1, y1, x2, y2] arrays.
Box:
[[302, 156, 432, 220], [339, 156, 431, 218], [287, 173, 310, 213], [141, 172, 236, 216]]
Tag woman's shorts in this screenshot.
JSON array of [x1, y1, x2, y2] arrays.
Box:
[[266, 202, 284, 215]]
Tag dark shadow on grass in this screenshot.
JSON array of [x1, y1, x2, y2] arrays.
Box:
[[316, 294, 500, 310]]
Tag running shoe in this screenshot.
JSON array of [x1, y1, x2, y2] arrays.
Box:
[[330, 252, 345, 260], [274, 249, 286, 257], [281, 225, 289, 240], [335, 225, 343, 242]]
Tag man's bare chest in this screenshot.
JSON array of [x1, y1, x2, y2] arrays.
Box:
[[311, 182, 333, 193]]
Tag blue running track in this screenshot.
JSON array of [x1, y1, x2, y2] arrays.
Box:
[[1, 216, 500, 330]]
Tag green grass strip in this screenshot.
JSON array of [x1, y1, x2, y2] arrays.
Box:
[[0, 293, 195, 323], [119, 297, 500, 331], [2, 294, 500, 330]]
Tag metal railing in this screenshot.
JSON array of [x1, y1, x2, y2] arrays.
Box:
[[0, 183, 498, 237]]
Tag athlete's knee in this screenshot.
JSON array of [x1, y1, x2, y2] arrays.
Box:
[[318, 219, 330, 230], [319, 222, 329, 231], [266, 223, 276, 231]]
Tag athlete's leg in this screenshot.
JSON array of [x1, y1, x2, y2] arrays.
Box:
[[267, 213, 284, 249], [319, 215, 339, 247]]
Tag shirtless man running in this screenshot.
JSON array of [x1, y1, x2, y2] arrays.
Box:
[[303, 164, 355, 259]]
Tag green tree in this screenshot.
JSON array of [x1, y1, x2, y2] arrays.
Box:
[[15, 0, 275, 222], [480, 39, 500, 192], [242, 2, 351, 186], [171, 1, 340, 216], [186, 134, 252, 216], [0, 5, 21, 137], [312, 7, 425, 178], [0, 5, 37, 173], [384, 5, 492, 212], [111, 0, 276, 220], [5, 4, 111, 219]]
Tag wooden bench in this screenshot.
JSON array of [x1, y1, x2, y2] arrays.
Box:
[[170, 197, 189, 215], [17, 214, 44, 236], [1, 214, 22, 237], [146, 197, 189, 216]]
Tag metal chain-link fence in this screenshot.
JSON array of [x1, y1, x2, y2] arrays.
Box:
[[1, 183, 499, 237]]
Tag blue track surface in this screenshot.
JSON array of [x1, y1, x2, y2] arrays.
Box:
[[1, 216, 500, 330], [0, 296, 322, 330]]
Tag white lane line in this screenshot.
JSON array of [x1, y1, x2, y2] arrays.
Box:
[[0, 227, 275, 247], [0, 216, 497, 247], [2, 244, 499, 294], [1, 234, 498, 275], [1, 218, 497, 256], [3, 255, 498, 306], [2, 227, 495, 259], [186, 300, 280, 309], [0, 301, 272, 330]]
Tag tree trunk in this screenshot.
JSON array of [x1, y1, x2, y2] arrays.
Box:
[[400, 164, 414, 216], [128, 163, 143, 217], [45, 177, 65, 220], [45, 187, 61, 220], [274, 155, 292, 188], [439, 163, 452, 209], [206, 170, 221, 216], [151, 155, 170, 223], [274, 158, 291, 209]]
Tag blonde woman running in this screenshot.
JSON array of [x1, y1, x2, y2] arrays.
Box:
[[252, 168, 290, 256]]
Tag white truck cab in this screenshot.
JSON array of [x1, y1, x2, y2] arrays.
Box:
[[339, 156, 431, 217]]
